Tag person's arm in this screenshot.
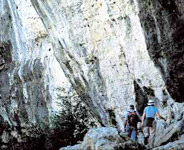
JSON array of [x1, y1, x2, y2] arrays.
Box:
[[124, 112, 128, 132], [156, 112, 166, 121], [141, 112, 146, 127], [124, 120, 127, 132]]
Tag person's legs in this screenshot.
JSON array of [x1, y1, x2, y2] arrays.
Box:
[[144, 117, 156, 145], [144, 127, 150, 144], [148, 121, 156, 148], [126, 125, 130, 136], [144, 127, 150, 138], [131, 128, 136, 140], [147, 127, 152, 142]]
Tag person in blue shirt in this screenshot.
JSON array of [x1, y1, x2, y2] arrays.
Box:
[[124, 105, 141, 140], [141, 99, 166, 147]]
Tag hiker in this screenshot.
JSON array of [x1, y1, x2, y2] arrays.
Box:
[[141, 99, 166, 147], [124, 105, 141, 140]]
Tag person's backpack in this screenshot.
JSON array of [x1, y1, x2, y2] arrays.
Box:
[[128, 111, 138, 128]]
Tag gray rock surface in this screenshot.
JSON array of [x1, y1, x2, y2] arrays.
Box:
[[0, 0, 97, 149], [152, 139, 184, 150], [30, 0, 175, 127], [60, 127, 145, 150], [154, 118, 184, 147]]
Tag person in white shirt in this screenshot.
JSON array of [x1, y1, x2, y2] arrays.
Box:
[[142, 99, 166, 146]]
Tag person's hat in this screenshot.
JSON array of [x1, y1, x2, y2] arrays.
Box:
[[129, 105, 134, 109], [148, 99, 155, 106]]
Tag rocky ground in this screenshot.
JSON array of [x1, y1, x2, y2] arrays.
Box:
[[59, 115, 184, 150], [60, 127, 146, 150]]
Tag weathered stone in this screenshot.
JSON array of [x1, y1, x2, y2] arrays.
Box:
[[0, 0, 184, 149], [0, 0, 97, 149], [154, 118, 184, 147], [152, 137, 184, 150], [137, 0, 184, 102], [60, 127, 145, 150], [30, 0, 172, 129]]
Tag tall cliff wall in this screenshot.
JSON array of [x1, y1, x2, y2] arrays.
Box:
[[0, 0, 85, 149], [31, 0, 184, 125], [0, 0, 71, 128], [0, 0, 184, 149]]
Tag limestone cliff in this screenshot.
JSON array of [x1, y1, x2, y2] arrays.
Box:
[[0, 0, 184, 149]]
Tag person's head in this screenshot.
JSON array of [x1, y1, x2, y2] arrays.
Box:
[[148, 99, 155, 106]]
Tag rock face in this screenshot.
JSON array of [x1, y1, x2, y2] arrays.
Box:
[[137, 0, 184, 103], [0, 0, 97, 149], [0, 0, 184, 149], [0, 0, 64, 127], [30, 0, 184, 126], [31, 0, 167, 125]]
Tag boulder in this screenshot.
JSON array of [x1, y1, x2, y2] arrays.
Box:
[[152, 135, 184, 150], [60, 127, 145, 150], [154, 118, 184, 147]]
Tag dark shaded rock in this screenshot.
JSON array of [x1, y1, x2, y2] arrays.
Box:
[[137, 0, 184, 102], [134, 81, 148, 115], [107, 109, 117, 126], [0, 41, 12, 66], [0, 41, 13, 114]]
